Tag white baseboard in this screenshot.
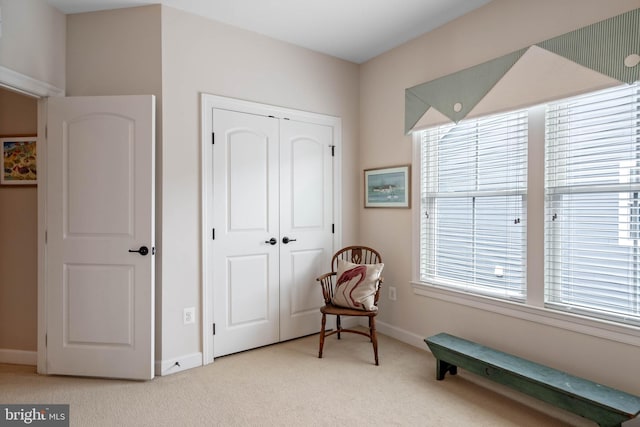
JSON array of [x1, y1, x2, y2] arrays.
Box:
[[375, 320, 428, 350], [155, 352, 202, 376], [356, 318, 428, 351], [0, 349, 37, 366], [340, 316, 361, 329]]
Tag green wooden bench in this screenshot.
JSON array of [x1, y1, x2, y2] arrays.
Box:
[[425, 333, 640, 427]]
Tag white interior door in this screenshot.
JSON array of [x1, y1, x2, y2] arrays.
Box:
[[279, 120, 333, 340], [46, 95, 155, 380], [212, 108, 280, 357]]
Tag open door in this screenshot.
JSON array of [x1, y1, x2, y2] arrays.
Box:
[[45, 95, 155, 380]]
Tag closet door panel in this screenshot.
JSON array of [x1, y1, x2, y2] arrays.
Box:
[[279, 120, 334, 341], [212, 109, 280, 357]]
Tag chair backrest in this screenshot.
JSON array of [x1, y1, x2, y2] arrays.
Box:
[[331, 246, 382, 272], [317, 246, 383, 306]]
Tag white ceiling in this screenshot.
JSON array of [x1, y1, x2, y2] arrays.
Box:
[[45, 0, 492, 64]]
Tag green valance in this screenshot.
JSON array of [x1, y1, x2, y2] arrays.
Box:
[[405, 8, 640, 134]]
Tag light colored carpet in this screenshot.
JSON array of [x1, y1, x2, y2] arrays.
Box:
[[1, 332, 597, 426]]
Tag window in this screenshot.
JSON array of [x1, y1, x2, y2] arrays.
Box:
[[416, 81, 640, 329], [545, 83, 640, 324], [420, 110, 528, 301]]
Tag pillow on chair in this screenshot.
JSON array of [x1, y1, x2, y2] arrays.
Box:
[[331, 259, 384, 311]]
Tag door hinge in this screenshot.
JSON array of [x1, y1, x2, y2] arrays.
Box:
[[331, 145, 335, 157], [332, 224, 335, 234], [45, 230, 47, 244], [45, 334, 47, 347], [212, 132, 215, 145], [213, 323, 216, 335], [45, 126, 48, 139], [212, 229, 215, 240]]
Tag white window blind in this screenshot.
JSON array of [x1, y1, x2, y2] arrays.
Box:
[[545, 82, 640, 325], [420, 110, 528, 301]]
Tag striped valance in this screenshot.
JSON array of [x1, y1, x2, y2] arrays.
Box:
[[405, 8, 640, 134]]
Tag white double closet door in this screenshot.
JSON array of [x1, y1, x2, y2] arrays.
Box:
[[210, 104, 336, 357]]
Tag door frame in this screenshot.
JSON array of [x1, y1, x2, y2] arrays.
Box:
[[200, 94, 343, 365], [0, 66, 64, 374]]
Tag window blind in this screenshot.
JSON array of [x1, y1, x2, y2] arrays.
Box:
[[420, 110, 528, 301], [545, 82, 640, 324]]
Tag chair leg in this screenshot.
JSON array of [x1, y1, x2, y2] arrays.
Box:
[[370, 316, 379, 366], [319, 313, 326, 359], [369, 317, 374, 342], [336, 315, 341, 339]]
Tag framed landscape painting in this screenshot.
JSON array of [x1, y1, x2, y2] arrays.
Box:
[[364, 165, 410, 208], [1, 137, 37, 185]]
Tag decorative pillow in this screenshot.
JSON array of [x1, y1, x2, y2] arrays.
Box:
[[331, 259, 384, 311]]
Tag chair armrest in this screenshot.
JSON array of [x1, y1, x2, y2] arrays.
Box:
[[316, 271, 336, 282], [316, 272, 336, 304]]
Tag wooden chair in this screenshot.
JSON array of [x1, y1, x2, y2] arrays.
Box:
[[316, 246, 383, 365]]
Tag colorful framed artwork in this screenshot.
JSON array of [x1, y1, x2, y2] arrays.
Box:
[[364, 165, 410, 208], [1, 137, 37, 185]]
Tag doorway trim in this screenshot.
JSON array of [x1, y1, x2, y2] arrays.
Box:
[[200, 94, 342, 365], [0, 66, 64, 374], [0, 65, 64, 98]]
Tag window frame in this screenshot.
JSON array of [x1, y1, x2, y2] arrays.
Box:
[[419, 111, 528, 302], [544, 83, 640, 325], [411, 90, 640, 346]]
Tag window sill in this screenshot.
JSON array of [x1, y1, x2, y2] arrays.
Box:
[[411, 281, 640, 347]]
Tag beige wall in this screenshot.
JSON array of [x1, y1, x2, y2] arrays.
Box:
[[66, 6, 162, 97], [360, 0, 640, 394], [0, 88, 38, 351], [160, 6, 360, 362], [0, 0, 65, 90]]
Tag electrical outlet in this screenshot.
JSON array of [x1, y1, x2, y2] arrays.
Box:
[[183, 307, 195, 325], [388, 286, 397, 301]]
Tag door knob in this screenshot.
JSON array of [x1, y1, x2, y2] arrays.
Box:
[[265, 238, 277, 245], [129, 246, 149, 256], [282, 237, 297, 244]]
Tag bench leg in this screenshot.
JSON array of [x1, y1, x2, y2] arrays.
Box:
[[436, 359, 458, 380]]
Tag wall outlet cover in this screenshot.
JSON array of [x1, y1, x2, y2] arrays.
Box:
[[388, 286, 397, 301], [183, 307, 195, 325]]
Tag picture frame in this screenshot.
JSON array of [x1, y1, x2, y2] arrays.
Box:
[[1, 137, 37, 185], [364, 165, 410, 208]]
